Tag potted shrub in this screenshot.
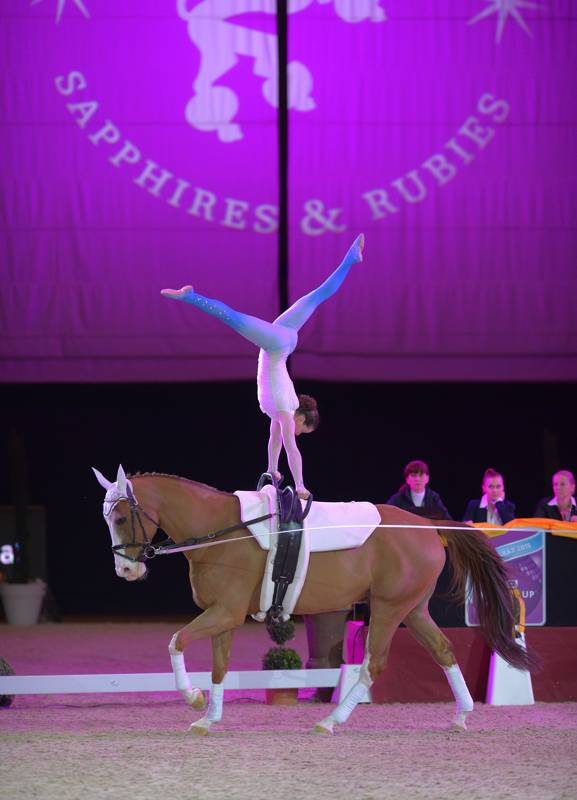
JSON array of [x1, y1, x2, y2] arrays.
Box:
[[262, 618, 303, 705]]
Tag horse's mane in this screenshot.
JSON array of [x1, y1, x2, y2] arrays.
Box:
[[128, 472, 232, 497]]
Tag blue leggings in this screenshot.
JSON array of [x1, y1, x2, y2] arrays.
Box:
[[178, 239, 361, 350]]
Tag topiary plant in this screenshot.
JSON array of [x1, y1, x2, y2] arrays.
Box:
[[262, 645, 303, 670], [266, 617, 296, 645], [262, 616, 302, 671]]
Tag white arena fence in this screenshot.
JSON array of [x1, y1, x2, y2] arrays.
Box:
[[0, 669, 341, 696]]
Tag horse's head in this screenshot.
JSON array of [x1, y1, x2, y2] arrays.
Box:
[[92, 465, 155, 582]]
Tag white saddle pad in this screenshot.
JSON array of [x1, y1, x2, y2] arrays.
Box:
[[234, 486, 381, 552], [234, 486, 381, 621]]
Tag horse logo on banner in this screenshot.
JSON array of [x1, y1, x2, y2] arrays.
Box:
[[176, 0, 386, 142]]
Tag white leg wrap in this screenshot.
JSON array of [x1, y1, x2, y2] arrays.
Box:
[[315, 636, 372, 735], [206, 683, 224, 722], [330, 679, 371, 724], [189, 683, 224, 735], [443, 664, 474, 728], [169, 634, 203, 706]]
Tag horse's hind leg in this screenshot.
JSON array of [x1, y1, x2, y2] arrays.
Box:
[[402, 591, 474, 732], [314, 598, 404, 735], [189, 630, 233, 736]]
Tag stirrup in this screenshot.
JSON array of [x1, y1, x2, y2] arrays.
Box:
[[257, 471, 283, 491]]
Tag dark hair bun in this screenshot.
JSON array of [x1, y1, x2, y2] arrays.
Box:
[[298, 394, 317, 411], [296, 394, 320, 430]]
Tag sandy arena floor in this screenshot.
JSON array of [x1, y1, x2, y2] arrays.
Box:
[[1, 622, 576, 800]]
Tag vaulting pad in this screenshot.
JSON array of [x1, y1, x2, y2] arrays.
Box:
[[234, 486, 381, 552]]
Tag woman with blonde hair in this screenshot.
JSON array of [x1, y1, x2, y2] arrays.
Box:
[[534, 470, 577, 522]]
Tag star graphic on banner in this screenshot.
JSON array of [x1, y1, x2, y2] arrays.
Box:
[[30, 0, 90, 24], [469, 0, 542, 44]]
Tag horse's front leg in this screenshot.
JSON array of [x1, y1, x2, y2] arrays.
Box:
[[188, 629, 233, 737], [168, 605, 241, 716]]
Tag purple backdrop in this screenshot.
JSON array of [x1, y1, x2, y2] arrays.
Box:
[[1, 0, 279, 382], [288, 0, 577, 381], [1, 1, 576, 382]]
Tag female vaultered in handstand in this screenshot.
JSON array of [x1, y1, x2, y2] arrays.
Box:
[[161, 234, 364, 498]]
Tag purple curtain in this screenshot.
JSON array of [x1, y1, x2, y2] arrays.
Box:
[[1, 0, 279, 381], [1, 1, 576, 382], [288, 0, 577, 381]]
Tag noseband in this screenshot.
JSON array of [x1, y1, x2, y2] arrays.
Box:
[[105, 488, 161, 563]]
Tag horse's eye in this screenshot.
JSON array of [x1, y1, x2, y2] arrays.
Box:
[[116, 516, 127, 526]]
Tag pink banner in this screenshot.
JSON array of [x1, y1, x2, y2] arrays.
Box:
[[1, 1, 576, 382], [1, 0, 279, 381], [288, 1, 577, 381]]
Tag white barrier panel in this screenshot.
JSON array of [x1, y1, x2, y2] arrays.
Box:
[[486, 633, 534, 706], [0, 668, 341, 696]]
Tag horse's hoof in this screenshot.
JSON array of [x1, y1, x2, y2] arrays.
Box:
[[313, 719, 334, 735], [449, 711, 469, 733], [188, 721, 211, 736], [448, 722, 467, 734], [186, 689, 206, 711]]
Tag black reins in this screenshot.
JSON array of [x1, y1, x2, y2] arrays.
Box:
[[107, 488, 275, 563]]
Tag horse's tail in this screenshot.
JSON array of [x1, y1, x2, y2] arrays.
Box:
[[441, 521, 540, 672]]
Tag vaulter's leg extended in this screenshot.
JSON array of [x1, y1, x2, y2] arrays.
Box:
[[273, 234, 364, 332]]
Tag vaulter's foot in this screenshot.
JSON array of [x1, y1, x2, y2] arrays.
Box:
[[345, 233, 365, 267], [161, 285, 195, 301]]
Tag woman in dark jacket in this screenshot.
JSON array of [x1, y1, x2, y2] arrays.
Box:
[[462, 468, 516, 525], [534, 469, 577, 522], [387, 459, 452, 520]]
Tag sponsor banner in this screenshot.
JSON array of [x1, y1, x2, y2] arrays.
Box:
[[466, 528, 546, 627]]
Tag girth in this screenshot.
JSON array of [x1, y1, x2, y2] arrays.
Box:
[[256, 473, 313, 625]]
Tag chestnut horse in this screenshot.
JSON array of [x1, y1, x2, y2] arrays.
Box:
[[93, 466, 533, 736]]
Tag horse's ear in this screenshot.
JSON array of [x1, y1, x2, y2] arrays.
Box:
[[92, 467, 113, 491], [116, 464, 128, 495], [126, 481, 135, 502]]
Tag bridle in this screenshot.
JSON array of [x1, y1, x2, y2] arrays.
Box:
[[105, 487, 161, 563], [105, 485, 274, 564]]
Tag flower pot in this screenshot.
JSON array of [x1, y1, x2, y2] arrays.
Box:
[[0, 581, 46, 625], [265, 687, 299, 706]]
